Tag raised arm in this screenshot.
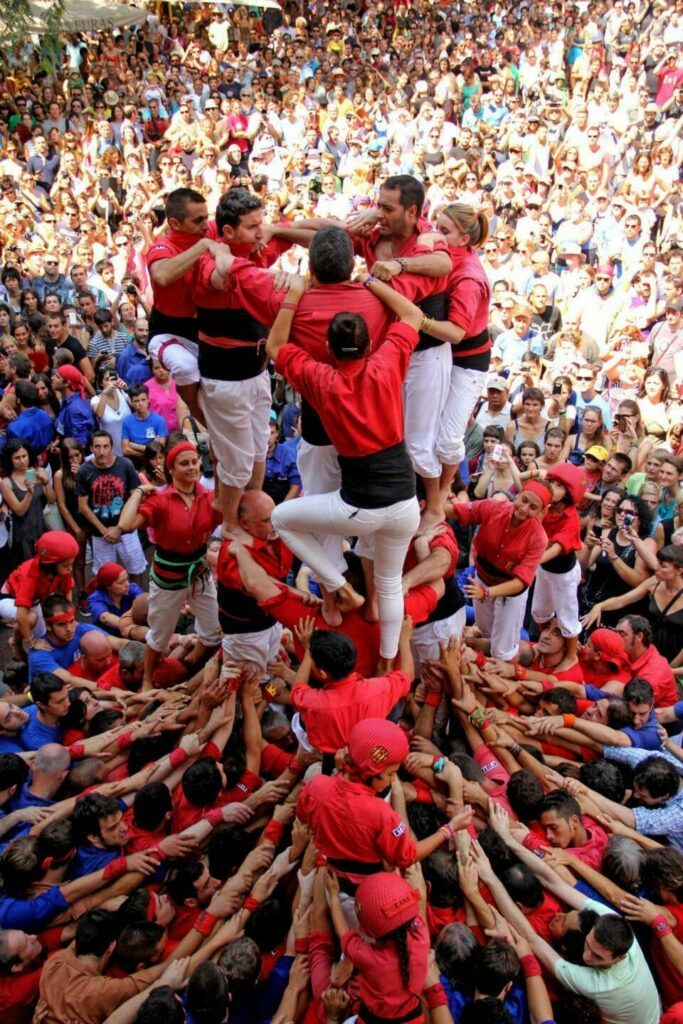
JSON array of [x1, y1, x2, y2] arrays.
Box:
[[265, 280, 309, 361]]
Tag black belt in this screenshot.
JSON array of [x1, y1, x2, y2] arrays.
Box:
[[327, 856, 383, 875]]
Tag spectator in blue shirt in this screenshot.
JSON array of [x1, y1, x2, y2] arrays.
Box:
[[86, 563, 144, 636], [27, 594, 102, 684], [263, 421, 302, 505], [53, 365, 96, 447], [19, 673, 70, 751], [116, 319, 152, 387], [8, 744, 69, 816], [4, 380, 54, 458], [68, 793, 129, 879], [492, 303, 544, 365], [121, 383, 168, 467]]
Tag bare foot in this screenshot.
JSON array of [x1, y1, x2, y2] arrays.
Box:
[[416, 507, 446, 536], [336, 585, 365, 614], [376, 656, 394, 675], [321, 604, 343, 627]]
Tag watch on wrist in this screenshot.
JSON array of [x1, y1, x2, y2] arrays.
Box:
[[394, 257, 408, 273]]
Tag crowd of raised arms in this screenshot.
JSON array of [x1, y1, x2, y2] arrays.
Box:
[[0, 2, 681, 1024]]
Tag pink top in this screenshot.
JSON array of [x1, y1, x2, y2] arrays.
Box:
[[145, 376, 180, 432]]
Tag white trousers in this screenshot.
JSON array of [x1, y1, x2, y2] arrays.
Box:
[[472, 575, 527, 661], [437, 365, 488, 466], [272, 491, 420, 659], [221, 622, 283, 677], [146, 577, 221, 653], [148, 334, 200, 387], [295, 439, 346, 575], [411, 606, 467, 677], [0, 598, 45, 638], [199, 371, 271, 488], [92, 532, 147, 575], [404, 344, 452, 478], [531, 562, 582, 638]]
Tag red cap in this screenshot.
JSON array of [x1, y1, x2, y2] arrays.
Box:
[[36, 530, 79, 564], [57, 365, 87, 397], [587, 628, 627, 667], [96, 562, 126, 589], [347, 718, 408, 778], [546, 463, 588, 505], [355, 872, 420, 938]]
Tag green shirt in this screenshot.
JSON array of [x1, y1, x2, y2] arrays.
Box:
[[553, 898, 660, 1024]]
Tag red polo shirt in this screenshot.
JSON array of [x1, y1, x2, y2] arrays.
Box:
[[138, 486, 221, 554], [147, 230, 200, 319], [4, 557, 74, 609], [275, 322, 419, 457], [629, 645, 678, 707], [291, 670, 411, 753], [297, 773, 417, 882], [451, 499, 547, 588]]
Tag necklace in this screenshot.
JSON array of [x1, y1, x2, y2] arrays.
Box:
[[176, 488, 195, 500]]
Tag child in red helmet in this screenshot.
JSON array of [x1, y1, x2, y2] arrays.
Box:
[[296, 718, 470, 889], [325, 869, 432, 1024], [0, 531, 79, 652], [531, 462, 587, 661]]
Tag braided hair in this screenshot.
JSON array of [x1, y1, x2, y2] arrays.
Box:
[[386, 920, 413, 988]]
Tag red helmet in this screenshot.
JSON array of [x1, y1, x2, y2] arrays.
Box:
[[347, 718, 409, 778], [546, 462, 587, 505], [355, 872, 420, 938], [36, 531, 79, 565]]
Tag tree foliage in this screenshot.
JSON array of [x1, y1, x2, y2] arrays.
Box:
[[0, 0, 67, 71]]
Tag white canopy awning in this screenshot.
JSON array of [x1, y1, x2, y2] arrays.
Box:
[[19, 0, 148, 34]]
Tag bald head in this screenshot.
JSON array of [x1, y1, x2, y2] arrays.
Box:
[[238, 490, 276, 540], [33, 743, 71, 778], [80, 630, 114, 679]]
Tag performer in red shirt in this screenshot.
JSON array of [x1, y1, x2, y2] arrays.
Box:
[[118, 441, 221, 689], [450, 483, 550, 661], [531, 462, 587, 661], [297, 718, 470, 887], [215, 490, 293, 675], [146, 188, 221, 420], [289, 614, 414, 759], [0, 531, 78, 653], [326, 869, 430, 1024], [412, 203, 492, 526], [266, 271, 425, 660]]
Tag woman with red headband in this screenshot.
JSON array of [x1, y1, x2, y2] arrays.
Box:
[[0, 530, 79, 652], [450, 481, 551, 661], [119, 440, 221, 688], [84, 562, 145, 637]]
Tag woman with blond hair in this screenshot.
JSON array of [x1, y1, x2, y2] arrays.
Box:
[[416, 202, 492, 526]]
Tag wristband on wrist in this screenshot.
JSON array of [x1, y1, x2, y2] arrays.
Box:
[[394, 257, 408, 273], [363, 275, 378, 288], [510, 741, 522, 756], [263, 819, 285, 843], [195, 911, 218, 936], [520, 953, 542, 977], [652, 914, 673, 937], [440, 822, 455, 840], [479, 584, 491, 602], [419, 314, 435, 334], [424, 982, 448, 1009], [206, 807, 224, 828], [280, 301, 299, 310], [563, 713, 576, 728], [432, 756, 446, 774], [468, 707, 486, 728], [289, 756, 306, 775], [514, 664, 528, 681], [243, 895, 262, 913], [116, 731, 134, 751], [481, 717, 491, 731], [169, 747, 189, 769], [424, 690, 441, 708], [475, 651, 487, 668], [68, 742, 85, 759]]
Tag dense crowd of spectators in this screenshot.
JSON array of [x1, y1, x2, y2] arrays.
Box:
[[0, 2, 682, 1024]]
